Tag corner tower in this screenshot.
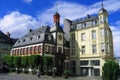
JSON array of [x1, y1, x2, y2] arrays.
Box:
[[53, 12, 60, 27], [98, 4, 108, 24]]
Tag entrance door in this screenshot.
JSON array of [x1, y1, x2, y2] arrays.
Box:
[[81, 68, 89, 76]]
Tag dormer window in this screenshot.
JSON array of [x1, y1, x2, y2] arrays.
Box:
[[18, 40, 20, 43], [84, 23, 86, 28], [39, 31, 41, 33], [30, 37, 33, 40], [32, 33, 34, 35], [23, 39, 25, 42], [38, 35, 40, 39], [93, 20, 97, 26]]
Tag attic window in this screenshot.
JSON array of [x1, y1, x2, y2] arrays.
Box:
[[39, 31, 41, 33], [38, 35, 40, 39], [23, 39, 25, 42], [30, 37, 33, 40], [32, 33, 34, 35], [18, 40, 20, 43]]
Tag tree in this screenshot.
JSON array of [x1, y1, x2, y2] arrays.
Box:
[[13, 56, 21, 68], [21, 56, 28, 68], [102, 60, 119, 80], [3, 55, 14, 67], [28, 55, 41, 68]]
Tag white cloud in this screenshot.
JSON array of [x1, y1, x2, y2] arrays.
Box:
[[110, 24, 120, 57], [0, 0, 119, 57], [23, 0, 32, 4], [37, 0, 120, 57], [38, 0, 120, 26], [0, 11, 39, 38]]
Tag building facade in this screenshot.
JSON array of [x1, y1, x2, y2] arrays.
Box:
[[11, 12, 69, 75], [0, 31, 16, 69], [64, 7, 114, 76]]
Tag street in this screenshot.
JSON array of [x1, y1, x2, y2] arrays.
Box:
[[0, 73, 103, 80]]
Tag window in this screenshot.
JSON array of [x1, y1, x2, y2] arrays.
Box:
[[34, 46, 37, 53], [71, 49, 75, 55], [30, 37, 33, 40], [92, 45, 96, 53], [38, 45, 41, 53], [104, 16, 107, 23], [23, 39, 25, 42], [82, 23, 86, 28], [71, 34, 75, 47], [92, 31, 96, 39], [30, 47, 32, 54], [99, 16, 103, 23], [106, 30, 109, 37], [91, 60, 100, 66], [58, 47, 62, 53], [71, 61, 76, 66], [93, 20, 97, 26], [94, 69, 100, 76], [101, 43, 105, 52], [81, 46, 85, 54], [38, 35, 40, 39], [100, 28, 104, 37], [81, 33, 85, 41], [80, 60, 88, 65], [106, 43, 108, 52], [26, 48, 28, 54]]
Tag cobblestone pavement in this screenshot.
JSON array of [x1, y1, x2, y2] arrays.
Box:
[[1, 73, 119, 80]]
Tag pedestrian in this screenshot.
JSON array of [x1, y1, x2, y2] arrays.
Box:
[[37, 69, 41, 78]]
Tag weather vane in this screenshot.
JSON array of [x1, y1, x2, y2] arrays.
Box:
[[101, 0, 104, 8], [55, 0, 59, 12]]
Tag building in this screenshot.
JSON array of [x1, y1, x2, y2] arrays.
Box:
[[0, 31, 16, 69], [64, 6, 114, 76], [11, 12, 69, 75]]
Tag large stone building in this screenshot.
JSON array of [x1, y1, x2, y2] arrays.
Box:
[[11, 12, 69, 75], [64, 6, 114, 76], [0, 31, 16, 69]]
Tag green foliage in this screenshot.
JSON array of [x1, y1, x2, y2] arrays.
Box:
[[13, 56, 21, 68], [43, 56, 53, 66], [28, 55, 41, 68], [3, 55, 14, 67], [102, 60, 119, 80], [62, 70, 69, 78], [21, 56, 28, 68]]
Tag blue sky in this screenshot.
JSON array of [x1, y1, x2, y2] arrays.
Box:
[[0, 0, 120, 57]]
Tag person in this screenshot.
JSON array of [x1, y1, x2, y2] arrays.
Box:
[[37, 69, 41, 78]]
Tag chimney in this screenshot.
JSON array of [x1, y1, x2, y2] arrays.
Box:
[[6, 32, 10, 37], [87, 14, 90, 18]]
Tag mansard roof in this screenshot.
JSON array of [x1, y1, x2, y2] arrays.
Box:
[[13, 26, 54, 48], [72, 15, 98, 24], [50, 26, 64, 33]]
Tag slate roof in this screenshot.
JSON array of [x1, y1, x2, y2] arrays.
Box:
[[72, 16, 98, 24], [99, 7, 108, 14], [50, 26, 64, 33], [0, 31, 16, 45], [13, 26, 55, 48]]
